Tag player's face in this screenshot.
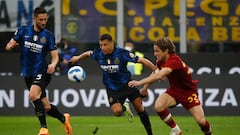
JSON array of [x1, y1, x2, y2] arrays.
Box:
[[153, 45, 168, 61], [34, 13, 48, 31], [99, 39, 114, 55]]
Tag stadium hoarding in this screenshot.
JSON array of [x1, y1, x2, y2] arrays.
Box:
[[0, 53, 240, 116], [0, 75, 239, 116], [61, 0, 240, 43], [1, 0, 239, 43]]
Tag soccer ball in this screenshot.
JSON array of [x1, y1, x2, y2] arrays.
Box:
[[67, 66, 86, 82]]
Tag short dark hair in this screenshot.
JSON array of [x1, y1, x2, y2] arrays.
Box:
[[99, 34, 112, 41], [34, 7, 47, 17]]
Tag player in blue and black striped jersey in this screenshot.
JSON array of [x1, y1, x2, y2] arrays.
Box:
[[70, 34, 157, 135], [5, 7, 72, 135]]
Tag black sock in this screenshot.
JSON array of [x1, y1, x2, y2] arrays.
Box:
[[33, 99, 47, 128], [47, 104, 65, 123], [138, 111, 153, 135]]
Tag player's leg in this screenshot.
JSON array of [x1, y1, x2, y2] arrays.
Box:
[[42, 98, 72, 135], [131, 97, 153, 135], [26, 74, 52, 135], [41, 73, 72, 135], [43, 98, 65, 123], [28, 84, 49, 135], [106, 87, 127, 116], [155, 93, 182, 135], [111, 102, 125, 116], [189, 105, 212, 135], [182, 90, 212, 135]]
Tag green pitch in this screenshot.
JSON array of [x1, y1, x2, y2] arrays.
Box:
[[0, 116, 239, 135]]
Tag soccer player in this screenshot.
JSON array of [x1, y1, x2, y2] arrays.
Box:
[[69, 34, 157, 135], [5, 7, 72, 135], [128, 37, 212, 135]]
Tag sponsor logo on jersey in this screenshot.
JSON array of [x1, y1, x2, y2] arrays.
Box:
[[100, 65, 119, 73], [24, 41, 43, 53]]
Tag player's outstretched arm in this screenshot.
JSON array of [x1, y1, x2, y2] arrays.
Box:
[[5, 39, 19, 51], [69, 51, 92, 64], [136, 57, 157, 95], [128, 67, 171, 87], [137, 57, 157, 71], [139, 70, 157, 97]]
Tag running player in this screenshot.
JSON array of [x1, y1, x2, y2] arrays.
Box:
[[5, 7, 72, 135], [69, 34, 157, 135], [128, 37, 212, 135]]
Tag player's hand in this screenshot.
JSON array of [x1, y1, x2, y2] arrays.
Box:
[[128, 80, 141, 88], [47, 63, 56, 74], [6, 42, 19, 51], [69, 56, 80, 64], [62, 59, 68, 64]]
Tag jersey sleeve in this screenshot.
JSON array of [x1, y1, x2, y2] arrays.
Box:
[[123, 51, 139, 63], [13, 27, 24, 42], [48, 32, 57, 51], [90, 49, 98, 60]]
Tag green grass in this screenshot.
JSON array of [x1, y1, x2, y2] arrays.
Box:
[[0, 116, 239, 135]]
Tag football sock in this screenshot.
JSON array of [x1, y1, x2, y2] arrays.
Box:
[[33, 99, 47, 128], [157, 109, 177, 128], [138, 111, 153, 135], [47, 104, 65, 123], [200, 121, 212, 135]]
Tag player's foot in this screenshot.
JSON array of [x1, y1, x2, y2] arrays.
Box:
[[63, 113, 72, 135], [123, 101, 134, 122], [169, 126, 182, 135], [38, 127, 50, 135], [204, 129, 212, 135]]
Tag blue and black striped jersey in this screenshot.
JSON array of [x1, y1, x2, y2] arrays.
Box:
[[13, 25, 57, 77], [90, 46, 139, 91]]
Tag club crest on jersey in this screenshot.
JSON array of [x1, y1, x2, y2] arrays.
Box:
[[33, 35, 38, 41], [129, 52, 135, 58], [40, 37, 46, 43], [114, 58, 120, 64]]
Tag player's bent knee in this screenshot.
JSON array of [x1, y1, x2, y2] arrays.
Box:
[[112, 109, 123, 116], [154, 103, 165, 112], [29, 93, 39, 101], [44, 105, 51, 111]]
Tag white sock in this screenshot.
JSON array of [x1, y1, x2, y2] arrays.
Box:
[[172, 124, 180, 130]]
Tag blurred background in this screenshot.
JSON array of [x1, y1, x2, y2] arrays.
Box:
[[0, 0, 239, 116]]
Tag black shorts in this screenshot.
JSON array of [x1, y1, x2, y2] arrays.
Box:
[[106, 84, 141, 106], [24, 73, 51, 98]]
